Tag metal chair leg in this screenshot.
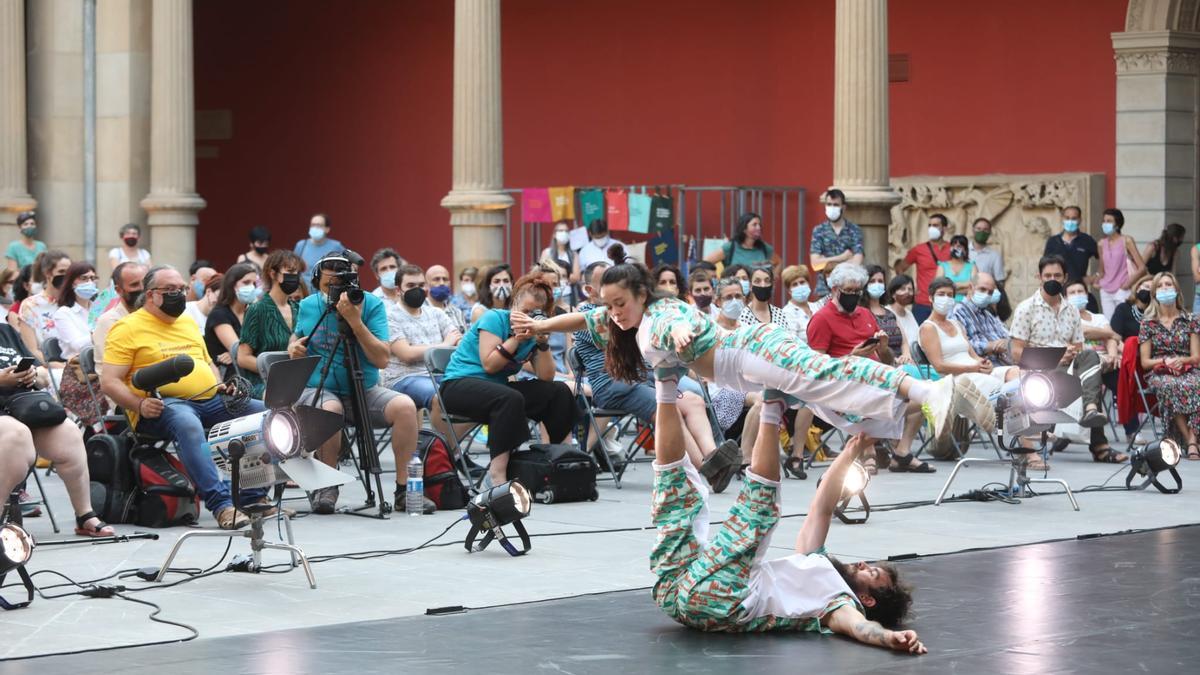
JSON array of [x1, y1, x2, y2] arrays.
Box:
[[29, 469, 59, 534]]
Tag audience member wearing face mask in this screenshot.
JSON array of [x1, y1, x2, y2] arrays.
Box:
[[780, 264, 821, 345], [896, 213, 951, 323], [470, 264, 514, 325], [936, 235, 975, 302], [205, 263, 261, 381], [107, 223, 152, 270], [237, 250, 305, 397]]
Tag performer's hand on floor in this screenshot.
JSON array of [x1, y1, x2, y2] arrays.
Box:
[[888, 629, 927, 655]]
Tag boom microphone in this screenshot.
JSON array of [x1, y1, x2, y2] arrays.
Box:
[[131, 355, 195, 393]]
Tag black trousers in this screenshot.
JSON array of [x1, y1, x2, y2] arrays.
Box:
[[440, 377, 578, 457]]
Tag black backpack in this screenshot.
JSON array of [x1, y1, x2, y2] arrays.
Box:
[[507, 443, 598, 504], [86, 433, 138, 524], [130, 446, 201, 528]]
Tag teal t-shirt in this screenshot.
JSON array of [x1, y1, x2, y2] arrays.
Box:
[[443, 309, 535, 384], [5, 240, 46, 269], [293, 291, 389, 395], [722, 240, 774, 269]]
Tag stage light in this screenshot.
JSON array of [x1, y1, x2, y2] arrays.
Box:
[[465, 481, 533, 556], [1127, 438, 1182, 494], [0, 522, 35, 610], [264, 410, 301, 460], [842, 461, 870, 497], [816, 461, 871, 525], [1020, 373, 1054, 410]]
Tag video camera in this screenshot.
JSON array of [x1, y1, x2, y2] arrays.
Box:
[[313, 250, 365, 306]]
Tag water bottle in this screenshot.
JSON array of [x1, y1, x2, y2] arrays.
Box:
[[406, 455, 424, 516]]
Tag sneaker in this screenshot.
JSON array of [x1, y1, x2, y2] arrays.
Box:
[[394, 487, 436, 514], [953, 377, 995, 433], [307, 486, 339, 515], [216, 506, 250, 530], [921, 376, 957, 439]]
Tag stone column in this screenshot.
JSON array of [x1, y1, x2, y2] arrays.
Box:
[[0, 0, 38, 238], [140, 0, 205, 271], [832, 0, 899, 268], [441, 0, 512, 276], [1112, 30, 1200, 299]]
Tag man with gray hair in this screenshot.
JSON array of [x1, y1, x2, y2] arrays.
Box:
[[949, 270, 1013, 366], [807, 263, 890, 361]]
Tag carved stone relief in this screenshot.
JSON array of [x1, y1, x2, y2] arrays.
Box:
[[888, 173, 1105, 303]]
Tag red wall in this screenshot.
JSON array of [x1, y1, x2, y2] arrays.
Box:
[[194, 0, 1125, 279]]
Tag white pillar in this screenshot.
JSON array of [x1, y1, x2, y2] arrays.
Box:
[[441, 0, 512, 276], [140, 0, 205, 271], [832, 0, 899, 268], [0, 0, 37, 235]]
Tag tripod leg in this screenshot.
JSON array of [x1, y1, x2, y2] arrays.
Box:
[[154, 530, 239, 582], [261, 541, 317, 588]]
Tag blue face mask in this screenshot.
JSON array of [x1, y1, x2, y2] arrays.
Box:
[[739, 280, 751, 296], [1067, 294, 1089, 310], [236, 284, 261, 304], [1062, 219, 1079, 233], [932, 295, 957, 317], [379, 270, 397, 290], [1156, 289, 1178, 305], [1101, 222, 1115, 236], [75, 281, 99, 301], [790, 284, 811, 303], [193, 280, 206, 299], [990, 289, 1002, 305], [308, 226, 326, 241], [866, 282, 885, 299], [428, 284, 452, 303], [971, 291, 991, 308], [552, 286, 564, 300]]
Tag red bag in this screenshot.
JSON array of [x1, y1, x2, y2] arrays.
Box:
[[131, 447, 201, 528], [418, 430, 469, 510]]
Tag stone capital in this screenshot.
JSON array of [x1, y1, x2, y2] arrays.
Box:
[[140, 192, 206, 225], [1112, 30, 1200, 74]]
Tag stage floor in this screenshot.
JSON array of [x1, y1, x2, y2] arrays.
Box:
[[8, 525, 1198, 674]]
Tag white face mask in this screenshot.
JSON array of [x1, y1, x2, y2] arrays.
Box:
[[932, 295, 956, 316], [825, 205, 842, 222], [928, 226, 942, 241], [461, 281, 476, 296], [720, 298, 744, 320], [555, 231, 569, 245], [30, 282, 44, 296]]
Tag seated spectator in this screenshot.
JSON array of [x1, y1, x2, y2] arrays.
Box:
[[713, 277, 745, 331], [654, 264, 686, 301], [949, 271, 1011, 366], [425, 264, 467, 334], [919, 277, 1018, 398], [94, 262, 147, 366], [937, 234, 974, 302], [288, 252, 432, 515], [0, 267, 16, 312], [1067, 279, 1121, 379], [1138, 272, 1200, 458], [370, 247, 403, 313], [741, 266, 786, 326], [0, 322, 114, 537], [186, 259, 216, 301], [18, 250, 70, 362], [381, 264, 461, 432], [205, 264, 261, 380], [1010, 255, 1126, 464], [100, 265, 268, 530], [687, 268, 715, 317], [780, 264, 819, 342], [293, 213, 343, 292], [534, 262, 573, 377], [236, 225, 272, 270], [51, 262, 103, 427], [721, 263, 752, 297], [451, 266, 479, 316], [862, 265, 914, 367], [885, 273, 921, 370], [1112, 273, 1154, 341], [184, 272, 221, 336], [5, 210, 45, 272], [577, 219, 617, 270], [237, 250, 303, 397], [440, 271, 577, 487], [107, 223, 151, 269], [469, 263, 513, 324]]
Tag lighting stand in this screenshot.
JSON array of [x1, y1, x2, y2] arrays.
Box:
[[465, 519, 531, 556], [153, 444, 317, 589], [0, 490, 35, 610], [834, 492, 870, 525], [935, 427, 1080, 511]]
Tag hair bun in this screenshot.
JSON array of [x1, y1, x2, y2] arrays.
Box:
[[607, 242, 628, 265]]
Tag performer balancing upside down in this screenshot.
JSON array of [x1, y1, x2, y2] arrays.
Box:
[[650, 392, 926, 653]]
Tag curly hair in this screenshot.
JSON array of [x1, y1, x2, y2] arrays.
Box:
[[863, 562, 913, 629]]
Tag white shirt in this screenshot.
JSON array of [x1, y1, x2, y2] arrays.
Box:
[[890, 304, 920, 350], [372, 286, 401, 314], [782, 297, 826, 345], [52, 302, 91, 359], [183, 301, 209, 336], [577, 237, 616, 269], [108, 247, 151, 265]]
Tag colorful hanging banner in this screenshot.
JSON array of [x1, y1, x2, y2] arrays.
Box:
[[650, 223, 678, 266], [579, 190, 605, 229], [627, 192, 652, 234], [606, 189, 629, 231], [548, 186, 575, 222], [521, 188, 552, 223], [649, 195, 673, 232]]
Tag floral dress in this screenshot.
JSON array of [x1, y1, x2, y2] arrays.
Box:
[[1139, 314, 1200, 436]]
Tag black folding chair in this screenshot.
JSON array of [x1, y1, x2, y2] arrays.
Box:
[[566, 346, 635, 488], [423, 347, 488, 492]]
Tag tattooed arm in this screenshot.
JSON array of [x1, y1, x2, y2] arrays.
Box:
[[824, 605, 927, 654]]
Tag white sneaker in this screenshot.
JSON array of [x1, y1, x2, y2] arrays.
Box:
[[921, 376, 957, 439], [954, 377, 995, 433]]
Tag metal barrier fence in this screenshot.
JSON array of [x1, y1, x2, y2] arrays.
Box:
[[501, 185, 808, 277]]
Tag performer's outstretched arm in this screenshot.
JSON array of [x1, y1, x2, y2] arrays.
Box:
[[795, 433, 869, 555], [824, 605, 927, 654]]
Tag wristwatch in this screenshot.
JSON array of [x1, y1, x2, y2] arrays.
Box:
[[535, 342, 550, 352]]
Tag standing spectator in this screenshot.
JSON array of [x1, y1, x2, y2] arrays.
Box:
[[237, 250, 303, 397], [469, 264, 513, 324], [539, 221, 580, 287], [896, 213, 951, 323], [937, 235, 974, 302], [741, 266, 786, 326], [781, 264, 819, 343], [1111, 273, 1155, 341], [184, 272, 221, 336], [1141, 223, 1187, 277], [862, 265, 913, 367], [107, 223, 151, 269], [5, 211, 46, 272], [705, 212, 776, 272], [654, 264, 686, 301], [577, 219, 616, 270], [809, 189, 863, 299], [93, 262, 147, 365], [19, 250, 70, 362], [1138, 272, 1200, 457], [187, 259, 216, 301], [451, 266, 478, 316], [425, 264, 468, 334], [52, 262, 103, 426], [205, 263, 261, 380], [370, 247, 403, 313], [236, 225, 272, 270], [293, 213, 343, 291], [949, 272, 1011, 366], [1043, 205, 1100, 313], [968, 217, 1005, 285], [688, 268, 716, 317], [1010, 255, 1124, 464], [1095, 208, 1146, 319]]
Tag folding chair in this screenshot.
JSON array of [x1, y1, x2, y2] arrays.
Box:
[[19, 466, 60, 533], [227, 339, 243, 378], [423, 347, 488, 491], [39, 337, 66, 399], [566, 346, 634, 488], [1118, 336, 1164, 453], [78, 346, 126, 432]]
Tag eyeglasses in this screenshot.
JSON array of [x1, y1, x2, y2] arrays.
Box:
[[149, 286, 187, 294]]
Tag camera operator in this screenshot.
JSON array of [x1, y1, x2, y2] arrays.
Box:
[[288, 252, 434, 516], [100, 265, 269, 530]]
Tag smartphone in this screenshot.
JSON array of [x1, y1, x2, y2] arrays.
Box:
[[14, 357, 36, 373], [860, 337, 880, 348]]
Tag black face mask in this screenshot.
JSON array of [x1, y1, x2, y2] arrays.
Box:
[[122, 290, 143, 308], [1042, 280, 1064, 297], [279, 273, 301, 295], [254, 246, 270, 255], [751, 285, 773, 302], [158, 291, 186, 317], [693, 294, 713, 309], [837, 292, 861, 313], [402, 287, 427, 309], [51, 274, 65, 290], [1136, 289, 1152, 305], [123, 237, 139, 247]]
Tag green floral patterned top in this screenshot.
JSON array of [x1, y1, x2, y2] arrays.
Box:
[[583, 296, 720, 369], [240, 294, 300, 397]]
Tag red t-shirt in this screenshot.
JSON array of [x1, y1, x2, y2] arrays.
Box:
[[904, 241, 951, 305], [806, 303, 880, 359]]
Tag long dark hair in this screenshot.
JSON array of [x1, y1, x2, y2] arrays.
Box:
[[217, 263, 258, 307], [1154, 223, 1186, 263], [861, 264, 888, 307], [58, 261, 97, 308], [477, 264, 513, 310], [603, 243, 670, 382], [652, 264, 686, 300], [732, 212, 764, 249]]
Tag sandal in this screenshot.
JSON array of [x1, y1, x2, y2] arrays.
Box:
[[699, 439, 741, 481], [1025, 455, 1049, 472], [1187, 443, 1200, 461], [861, 455, 878, 476], [74, 511, 116, 538], [1089, 445, 1128, 464], [782, 454, 807, 480], [888, 453, 936, 473]]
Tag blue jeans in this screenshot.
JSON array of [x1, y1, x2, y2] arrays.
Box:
[[138, 396, 268, 514], [592, 375, 703, 423], [390, 375, 439, 410]]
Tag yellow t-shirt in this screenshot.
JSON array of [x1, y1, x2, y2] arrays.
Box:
[[104, 308, 218, 427]]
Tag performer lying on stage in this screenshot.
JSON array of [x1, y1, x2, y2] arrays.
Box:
[[511, 244, 992, 442], [648, 391, 926, 654]]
